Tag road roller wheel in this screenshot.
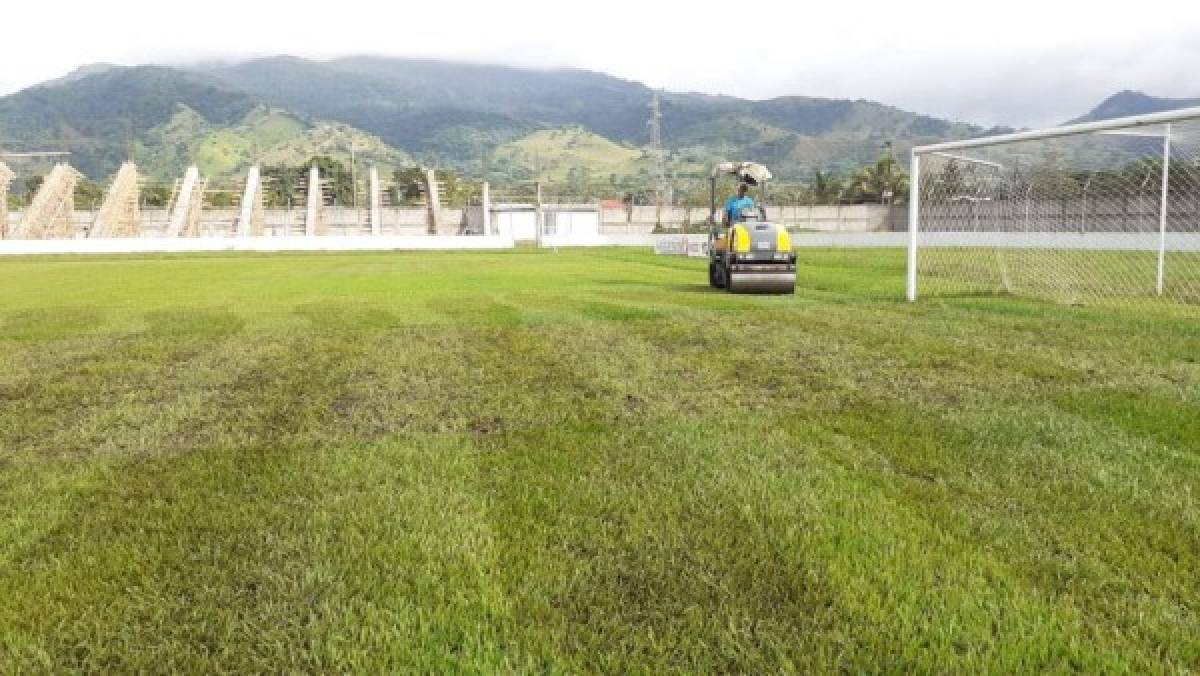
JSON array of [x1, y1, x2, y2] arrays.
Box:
[[710, 262, 728, 289]]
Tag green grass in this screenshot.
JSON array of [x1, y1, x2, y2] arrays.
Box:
[[921, 247, 1200, 305], [0, 248, 1197, 672]]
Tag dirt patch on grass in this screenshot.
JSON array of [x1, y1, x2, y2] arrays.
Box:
[[468, 416, 506, 437]]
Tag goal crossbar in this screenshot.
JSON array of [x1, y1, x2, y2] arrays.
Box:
[[912, 105, 1200, 155]]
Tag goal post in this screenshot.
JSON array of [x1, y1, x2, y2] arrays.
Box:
[[906, 106, 1200, 305]]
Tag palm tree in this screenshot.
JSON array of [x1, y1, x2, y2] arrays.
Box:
[[845, 152, 909, 204], [812, 170, 843, 204]]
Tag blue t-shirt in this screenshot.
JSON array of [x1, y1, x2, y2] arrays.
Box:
[[724, 196, 755, 224]]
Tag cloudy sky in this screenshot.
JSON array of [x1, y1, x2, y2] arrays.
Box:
[[2, 0, 1198, 128]]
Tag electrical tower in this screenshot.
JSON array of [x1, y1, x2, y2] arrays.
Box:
[[647, 92, 672, 226]]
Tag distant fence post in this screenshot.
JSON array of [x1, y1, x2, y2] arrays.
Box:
[[535, 182, 543, 248], [425, 169, 441, 235], [481, 181, 491, 235], [369, 167, 382, 236]]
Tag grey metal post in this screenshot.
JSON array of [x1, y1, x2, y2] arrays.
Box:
[[1080, 175, 1092, 234], [425, 169, 441, 235], [708, 177, 717, 224], [481, 181, 491, 235], [369, 167, 382, 236], [535, 182, 544, 248], [305, 164, 320, 237], [906, 151, 921, 302], [1157, 123, 1172, 296]]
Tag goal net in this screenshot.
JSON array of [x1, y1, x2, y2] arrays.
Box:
[[907, 109, 1200, 305]]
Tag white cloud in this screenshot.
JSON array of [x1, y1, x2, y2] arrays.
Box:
[[1, 0, 1198, 127]]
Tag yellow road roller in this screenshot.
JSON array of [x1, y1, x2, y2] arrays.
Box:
[[707, 161, 796, 294]]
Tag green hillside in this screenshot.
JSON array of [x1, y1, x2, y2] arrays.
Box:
[[258, 122, 413, 175], [0, 66, 255, 178], [493, 127, 647, 182], [133, 106, 412, 180], [193, 110, 306, 175]]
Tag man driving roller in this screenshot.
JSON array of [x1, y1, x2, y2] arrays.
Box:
[[723, 183, 755, 226]]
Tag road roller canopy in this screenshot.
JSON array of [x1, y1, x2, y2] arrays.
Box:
[[711, 161, 773, 186]]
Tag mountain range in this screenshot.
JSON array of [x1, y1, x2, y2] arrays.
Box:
[[0, 56, 1195, 184], [1069, 90, 1200, 124]]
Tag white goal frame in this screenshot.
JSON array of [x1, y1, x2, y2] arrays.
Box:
[[906, 105, 1200, 303]]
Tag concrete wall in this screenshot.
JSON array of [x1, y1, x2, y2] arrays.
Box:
[[26, 195, 1195, 241], [922, 197, 1200, 234], [5, 207, 473, 238], [598, 204, 906, 233], [8, 224, 1196, 256], [627, 232, 909, 250], [5, 203, 905, 239], [0, 234, 515, 256]]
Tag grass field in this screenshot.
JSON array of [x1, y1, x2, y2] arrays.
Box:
[[1, 248, 1197, 672]]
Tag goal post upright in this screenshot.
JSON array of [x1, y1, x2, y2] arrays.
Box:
[[1157, 123, 1171, 296], [906, 149, 920, 302]]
